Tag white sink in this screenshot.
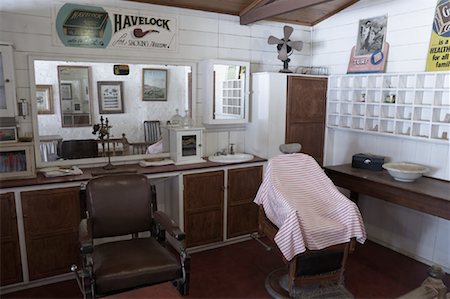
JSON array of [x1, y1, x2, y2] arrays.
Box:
[[208, 153, 254, 164]]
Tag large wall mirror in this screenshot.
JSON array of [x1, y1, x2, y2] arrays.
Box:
[[58, 66, 92, 127], [32, 57, 195, 168]]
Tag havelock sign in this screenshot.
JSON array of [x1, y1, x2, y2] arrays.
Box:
[[54, 3, 178, 52]]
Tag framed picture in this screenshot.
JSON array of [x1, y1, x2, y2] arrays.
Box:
[[97, 81, 124, 114], [0, 127, 17, 143], [60, 83, 72, 100], [142, 69, 167, 101], [36, 85, 54, 114]]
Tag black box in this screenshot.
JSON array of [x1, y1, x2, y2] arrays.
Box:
[[352, 153, 385, 171]]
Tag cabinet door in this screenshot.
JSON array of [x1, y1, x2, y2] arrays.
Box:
[[227, 166, 262, 238], [1, 192, 23, 286], [0, 45, 16, 117], [286, 76, 327, 165], [184, 171, 224, 247], [21, 187, 80, 280]]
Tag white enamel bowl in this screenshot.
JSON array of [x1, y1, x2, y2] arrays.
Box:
[[382, 162, 429, 182]]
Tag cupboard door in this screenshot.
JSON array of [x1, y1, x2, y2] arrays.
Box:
[[286, 76, 327, 165], [184, 171, 224, 247], [227, 166, 262, 238], [0, 45, 16, 117], [0, 192, 23, 286], [21, 187, 80, 280]]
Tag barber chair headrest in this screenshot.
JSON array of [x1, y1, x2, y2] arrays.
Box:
[[279, 143, 301, 154]]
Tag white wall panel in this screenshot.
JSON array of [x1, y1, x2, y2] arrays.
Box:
[[179, 30, 218, 47]]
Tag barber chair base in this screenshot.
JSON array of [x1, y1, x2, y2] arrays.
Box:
[[265, 268, 353, 299]]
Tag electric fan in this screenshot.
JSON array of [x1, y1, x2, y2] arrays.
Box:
[[268, 25, 303, 73]]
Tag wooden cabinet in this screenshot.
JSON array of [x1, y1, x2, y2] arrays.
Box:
[[183, 171, 224, 247], [183, 166, 263, 248], [286, 76, 327, 165], [227, 166, 262, 238], [1, 192, 23, 286], [246, 73, 327, 165], [21, 187, 80, 280]]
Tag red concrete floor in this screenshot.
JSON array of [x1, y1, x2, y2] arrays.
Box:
[[2, 239, 448, 299]]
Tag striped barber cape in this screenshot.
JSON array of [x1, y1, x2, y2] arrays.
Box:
[[254, 153, 366, 261]]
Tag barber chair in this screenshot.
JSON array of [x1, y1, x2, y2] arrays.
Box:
[[255, 144, 366, 298], [71, 174, 189, 298]]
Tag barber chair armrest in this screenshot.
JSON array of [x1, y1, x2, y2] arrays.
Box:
[[79, 218, 93, 255], [154, 211, 185, 241]]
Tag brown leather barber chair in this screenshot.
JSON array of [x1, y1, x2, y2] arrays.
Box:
[[71, 174, 189, 298]]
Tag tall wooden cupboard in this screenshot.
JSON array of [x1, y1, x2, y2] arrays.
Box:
[[245, 73, 327, 165]]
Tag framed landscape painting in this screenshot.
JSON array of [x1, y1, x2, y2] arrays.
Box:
[[142, 68, 167, 101]]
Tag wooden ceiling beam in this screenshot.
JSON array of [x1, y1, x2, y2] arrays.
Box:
[[239, 0, 333, 25], [239, 0, 274, 16]]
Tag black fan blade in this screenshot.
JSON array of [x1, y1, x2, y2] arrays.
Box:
[[278, 43, 288, 61], [268, 35, 283, 45], [287, 40, 303, 51], [283, 25, 293, 40]]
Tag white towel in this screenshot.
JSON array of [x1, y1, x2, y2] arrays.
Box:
[[254, 153, 366, 261], [40, 166, 83, 178]]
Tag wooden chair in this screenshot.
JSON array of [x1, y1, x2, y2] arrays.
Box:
[[97, 133, 130, 157], [143, 121, 161, 144], [129, 142, 153, 155]]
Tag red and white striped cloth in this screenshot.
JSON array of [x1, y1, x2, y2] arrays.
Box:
[[254, 153, 366, 261]]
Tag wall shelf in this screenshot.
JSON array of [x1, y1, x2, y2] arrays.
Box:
[[327, 71, 450, 143]]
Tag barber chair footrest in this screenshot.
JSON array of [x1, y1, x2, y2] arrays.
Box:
[[265, 268, 353, 299]]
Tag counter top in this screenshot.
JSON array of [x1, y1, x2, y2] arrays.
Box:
[[0, 156, 266, 189], [324, 164, 450, 220]]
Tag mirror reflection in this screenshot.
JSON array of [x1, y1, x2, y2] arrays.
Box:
[[213, 64, 246, 120], [58, 66, 92, 127], [34, 59, 192, 165]]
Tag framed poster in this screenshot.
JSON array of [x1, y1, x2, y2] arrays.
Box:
[[356, 16, 387, 56], [142, 69, 167, 101], [426, 0, 450, 71], [348, 15, 389, 74], [36, 85, 54, 114], [97, 81, 124, 113]]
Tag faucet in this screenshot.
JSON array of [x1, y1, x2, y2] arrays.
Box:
[[229, 143, 235, 155], [215, 148, 227, 156]]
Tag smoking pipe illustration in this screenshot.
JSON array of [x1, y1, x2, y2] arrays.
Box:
[[133, 28, 159, 38]]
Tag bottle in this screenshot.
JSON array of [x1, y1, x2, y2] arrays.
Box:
[[170, 109, 182, 126], [181, 110, 194, 127]]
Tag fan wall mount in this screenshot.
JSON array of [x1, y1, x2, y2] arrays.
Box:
[[268, 25, 303, 73]]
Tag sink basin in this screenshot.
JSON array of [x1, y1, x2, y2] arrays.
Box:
[[208, 153, 254, 164]]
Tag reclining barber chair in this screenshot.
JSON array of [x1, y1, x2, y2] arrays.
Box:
[[255, 144, 366, 298], [71, 174, 189, 298]]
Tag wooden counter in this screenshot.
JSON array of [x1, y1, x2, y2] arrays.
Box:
[[0, 156, 266, 189], [324, 164, 450, 220]]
